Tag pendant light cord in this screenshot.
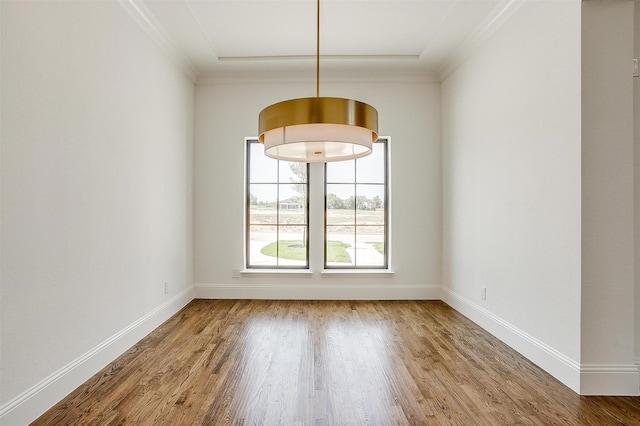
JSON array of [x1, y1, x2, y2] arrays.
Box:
[[316, 0, 320, 98]]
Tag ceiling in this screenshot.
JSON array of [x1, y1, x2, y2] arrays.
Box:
[[128, 0, 521, 80]]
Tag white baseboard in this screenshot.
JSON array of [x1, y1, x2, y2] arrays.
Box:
[[0, 286, 194, 426], [580, 364, 640, 395], [440, 287, 582, 394], [194, 282, 441, 300]]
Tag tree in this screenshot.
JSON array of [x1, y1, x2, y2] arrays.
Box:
[[289, 163, 307, 200], [249, 193, 259, 205], [356, 195, 374, 210], [345, 196, 355, 210], [327, 193, 381, 210], [327, 193, 345, 209]]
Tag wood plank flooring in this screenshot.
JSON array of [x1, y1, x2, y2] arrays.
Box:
[[33, 300, 640, 425]]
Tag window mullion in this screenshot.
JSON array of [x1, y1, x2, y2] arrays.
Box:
[[276, 162, 280, 266], [309, 162, 325, 272], [353, 178, 357, 267]]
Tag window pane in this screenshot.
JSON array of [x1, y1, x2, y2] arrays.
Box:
[[274, 226, 308, 266], [278, 200, 307, 225], [249, 184, 277, 224], [326, 183, 355, 225], [326, 226, 355, 267], [355, 184, 385, 225], [249, 204, 277, 225], [248, 225, 278, 267], [278, 183, 303, 205], [250, 183, 278, 205], [249, 142, 277, 182], [356, 206, 384, 226], [326, 183, 355, 202], [356, 226, 385, 267], [356, 143, 385, 183], [326, 159, 355, 183], [280, 161, 307, 183], [327, 207, 355, 226]]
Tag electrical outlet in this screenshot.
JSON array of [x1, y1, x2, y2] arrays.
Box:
[[481, 287, 487, 301], [164, 282, 169, 294], [232, 269, 240, 279]]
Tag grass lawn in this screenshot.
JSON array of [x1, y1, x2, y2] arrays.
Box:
[[325, 240, 352, 263]]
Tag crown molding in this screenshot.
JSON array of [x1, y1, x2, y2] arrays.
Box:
[[118, 0, 198, 83], [438, 0, 528, 81]]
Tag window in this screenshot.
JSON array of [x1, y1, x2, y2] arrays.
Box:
[[246, 139, 309, 268], [325, 139, 388, 269], [245, 138, 389, 271]]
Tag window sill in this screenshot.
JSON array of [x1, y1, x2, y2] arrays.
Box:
[[239, 269, 395, 278], [240, 269, 313, 278], [321, 269, 395, 278]]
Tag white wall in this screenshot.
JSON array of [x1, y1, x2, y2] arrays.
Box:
[[0, 1, 194, 422], [581, 0, 637, 395], [441, 0, 583, 391], [634, 0, 640, 374], [194, 74, 441, 299]]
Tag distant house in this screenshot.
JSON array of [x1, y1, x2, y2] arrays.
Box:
[[280, 202, 302, 210], [279, 196, 303, 210]]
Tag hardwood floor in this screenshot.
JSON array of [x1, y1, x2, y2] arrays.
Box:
[[33, 300, 640, 425]]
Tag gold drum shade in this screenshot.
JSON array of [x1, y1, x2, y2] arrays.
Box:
[[258, 97, 379, 163]]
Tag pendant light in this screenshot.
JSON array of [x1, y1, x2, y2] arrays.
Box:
[[258, 0, 379, 163]]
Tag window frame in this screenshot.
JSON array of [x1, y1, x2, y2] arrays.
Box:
[[245, 138, 310, 269], [323, 138, 389, 270]]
